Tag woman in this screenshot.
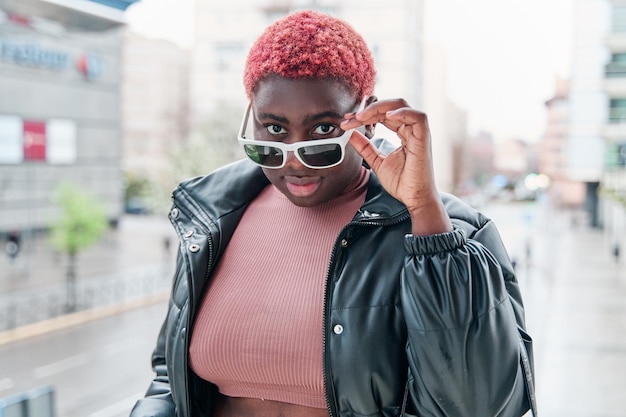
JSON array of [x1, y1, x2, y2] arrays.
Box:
[[131, 10, 535, 417]]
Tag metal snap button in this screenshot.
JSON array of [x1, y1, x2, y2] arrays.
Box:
[[184, 230, 194, 238], [341, 239, 348, 248], [333, 324, 344, 335], [188, 244, 200, 253], [171, 208, 179, 219]]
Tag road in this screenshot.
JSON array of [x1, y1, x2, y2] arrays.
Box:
[[0, 301, 168, 417]]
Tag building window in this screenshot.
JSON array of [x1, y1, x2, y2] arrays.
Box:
[[606, 53, 626, 78], [609, 98, 626, 123], [606, 142, 626, 168], [612, 53, 626, 63], [613, 6, 626, 32]]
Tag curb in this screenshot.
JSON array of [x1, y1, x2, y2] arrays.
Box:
[[0, 292, 169, 347]]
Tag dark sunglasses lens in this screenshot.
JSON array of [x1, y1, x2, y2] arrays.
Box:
[[298, 144, 342, 167], [244, 144, 284, 167]]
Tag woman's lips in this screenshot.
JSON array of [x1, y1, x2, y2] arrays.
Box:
[[284, 176, 321, 197]]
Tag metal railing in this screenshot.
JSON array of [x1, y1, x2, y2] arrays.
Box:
[[0, 263, 173, 332], [0, 385, 55, 417]]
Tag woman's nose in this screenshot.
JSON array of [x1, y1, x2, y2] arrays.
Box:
[[283, 149, 305, 168]]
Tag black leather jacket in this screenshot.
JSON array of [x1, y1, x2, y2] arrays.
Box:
[[131, 158, 535, 417]]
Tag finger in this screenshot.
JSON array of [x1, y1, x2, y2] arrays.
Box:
[[342, 110, 403, 132], [340, 117, 363, 130], [385, 108, 428, 127], [359, 98, 409, 115], [386, 109, 431, 141], [343, 99, 409, 128], [348, 130, 385, 172]]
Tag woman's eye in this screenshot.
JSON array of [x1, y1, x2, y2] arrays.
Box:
[[314, 124, 337, 136], [266, 125, 286, 135]]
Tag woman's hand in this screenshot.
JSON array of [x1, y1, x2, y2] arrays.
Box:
[[341, 99, 452, 236]]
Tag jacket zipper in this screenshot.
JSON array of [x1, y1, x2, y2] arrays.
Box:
[[322, 210, 410, 417], [187, 228, 215, 417], [171, 199, 216, 417]]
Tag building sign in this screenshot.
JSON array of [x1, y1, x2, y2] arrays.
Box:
[[0, 39, 69, 71], [23, 120, 46, 161], [76, 51, 104, 81], [47, 119, 77, 164], [0, 38, 104, 80], [0, 8, 107, 79], [0, 115, 76, 164]]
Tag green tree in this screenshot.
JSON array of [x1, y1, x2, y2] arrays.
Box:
[[49, 182, 108, 312], [124, 173, 152, 202], [123, 172, 153, 214]]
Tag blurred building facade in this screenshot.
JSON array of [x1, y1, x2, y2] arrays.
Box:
[[539, 78, 586, 207], [493, 138, 532, 179], [567, 0, 610, 226], [462, 131, 495, 192], [423, 41, 468, 193], [0, 0, 139, 235], [556, 0, 626, 254], [121, 30, 189, 181], [602, 0, 626, 254]]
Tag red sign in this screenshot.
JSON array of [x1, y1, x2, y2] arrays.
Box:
[[23, 120, 46, 161]]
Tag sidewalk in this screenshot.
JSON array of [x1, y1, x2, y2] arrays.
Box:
[[534, 226, 626, 417], [483, 202, 626, 417]]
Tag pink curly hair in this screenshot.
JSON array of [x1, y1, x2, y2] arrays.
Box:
[[243, 10, 376, 101]]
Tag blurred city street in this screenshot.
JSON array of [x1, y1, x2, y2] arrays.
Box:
[[0, 201, 625, 417], [0, 214, 177, 416], [2, 0, 624, 416]]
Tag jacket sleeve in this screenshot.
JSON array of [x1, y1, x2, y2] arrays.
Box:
[[129, 296, 177, 416], [401, 222, 534, 417]]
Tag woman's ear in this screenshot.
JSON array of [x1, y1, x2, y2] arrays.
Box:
[[364, 95, 378, 139]]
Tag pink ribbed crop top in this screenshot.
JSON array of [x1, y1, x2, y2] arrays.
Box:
[[189, 168, 369, 408]]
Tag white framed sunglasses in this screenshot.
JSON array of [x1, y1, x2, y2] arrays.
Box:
[[237, 103, 355, 169]]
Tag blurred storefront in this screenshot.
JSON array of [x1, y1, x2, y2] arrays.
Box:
[[0, 0, 139, 236]]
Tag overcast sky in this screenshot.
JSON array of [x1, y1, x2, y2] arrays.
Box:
[[125, 0, 574, 142], [425, 0, 573, 141]]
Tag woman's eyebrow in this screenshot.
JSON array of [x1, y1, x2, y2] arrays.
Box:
[[256, 112, 289, 124], [305, 111, 343, 122], [256, 110, 343, 124]]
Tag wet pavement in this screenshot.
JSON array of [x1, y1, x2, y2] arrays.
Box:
[[482, 202, 626, 417], [1, 203, 625, 417]]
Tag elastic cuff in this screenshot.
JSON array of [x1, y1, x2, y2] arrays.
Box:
[[404, 227, 466, 255]]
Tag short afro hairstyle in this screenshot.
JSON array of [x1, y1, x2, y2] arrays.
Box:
[[243, 10, 376, 101]]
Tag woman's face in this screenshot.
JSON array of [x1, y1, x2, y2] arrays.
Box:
[[251, 77, 367, 207]]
